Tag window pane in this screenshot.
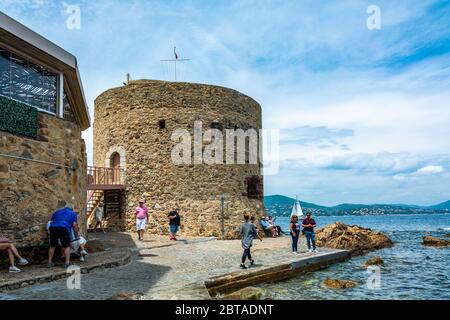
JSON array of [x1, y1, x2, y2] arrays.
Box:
[[0, 49, 10, 98], [63, 90, 75, 122], [41, 71, 57, 114], [1, 48, 57, 114], [25, 60, 42, 108]]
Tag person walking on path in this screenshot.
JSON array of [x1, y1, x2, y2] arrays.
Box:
[[0, 235, 29, 273], [48, 203, 79, 268], [168, 207, 181, 241], [93, 202, 106, 233], [290, 214, 301, 254], [135, 200, 149, 241], [239, 214, 262, 269], [302, 212, 318, 253]]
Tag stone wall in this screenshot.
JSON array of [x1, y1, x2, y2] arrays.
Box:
[[94, 80, 264, 239], [0, 113, 87, 248]]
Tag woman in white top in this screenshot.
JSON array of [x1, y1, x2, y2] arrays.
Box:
[[93, 202, 106, 234]]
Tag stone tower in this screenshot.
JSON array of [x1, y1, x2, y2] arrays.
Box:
[[93, 80, 264, 238]]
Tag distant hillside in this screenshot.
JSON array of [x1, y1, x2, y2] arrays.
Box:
[[264, 195, 295, 206], [264, 195, 327, 209], [429, 200, 450, 210], [264, 195, 449, 216]]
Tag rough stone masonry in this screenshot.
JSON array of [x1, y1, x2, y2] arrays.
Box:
[[0, 113, 87, 248], [94, 80, 265, 238]]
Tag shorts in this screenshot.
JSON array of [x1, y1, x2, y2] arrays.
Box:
[[170, 224, 179, 234], [136, 218, 147, 231], [71, 236, 87, 252], [49, 227, 70, 248]]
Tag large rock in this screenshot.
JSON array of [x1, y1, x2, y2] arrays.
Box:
[[364, 256, 384, 267], [323, 278, 357, 289], [316, 222, 393, 256], [222, 287, 267, 300], [422, 236, 450, 247]]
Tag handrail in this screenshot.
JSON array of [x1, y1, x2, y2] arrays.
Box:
[[87, 166, 125, 186], [0, 153, 74, 169]]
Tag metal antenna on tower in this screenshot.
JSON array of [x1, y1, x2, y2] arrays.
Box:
[[160, 46, 190, 82]]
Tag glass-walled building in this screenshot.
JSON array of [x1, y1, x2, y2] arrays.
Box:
[[0, 48, 58, 114], [0, 11, 90, 248]]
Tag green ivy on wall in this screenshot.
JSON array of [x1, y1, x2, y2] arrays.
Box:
[[0, 95, 38, 138]]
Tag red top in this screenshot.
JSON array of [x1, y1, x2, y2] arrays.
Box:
[[302, 217, 316, 232]]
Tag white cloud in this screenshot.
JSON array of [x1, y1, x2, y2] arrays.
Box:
[[415, 165, 444, 175]]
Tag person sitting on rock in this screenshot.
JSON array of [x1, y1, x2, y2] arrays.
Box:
[[69, 228, 88, 262], [260, 217, 278, 237], [0, 234, 29, 273], [302, 212, 318, 253], [268, 216, 285, 235]]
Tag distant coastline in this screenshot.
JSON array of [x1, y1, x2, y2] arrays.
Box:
[[265, 195, 450, 217]]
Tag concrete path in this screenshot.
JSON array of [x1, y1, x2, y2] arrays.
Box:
[[0, 232, 347, 300]]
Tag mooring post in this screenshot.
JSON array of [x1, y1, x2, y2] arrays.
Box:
[[221, 193, 226, 238]]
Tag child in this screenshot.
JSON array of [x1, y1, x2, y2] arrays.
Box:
[[239, 214, 262, 269], [70, 228, 88, 262], [71, 236, 88, 262], [290, 214, 300, 254]]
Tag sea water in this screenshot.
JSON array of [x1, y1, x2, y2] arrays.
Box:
[[259, 213, 450, 300]]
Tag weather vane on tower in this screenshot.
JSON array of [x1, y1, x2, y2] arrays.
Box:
[[160, 47, 190, 82]]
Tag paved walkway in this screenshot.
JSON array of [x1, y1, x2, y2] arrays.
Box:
[[0, 232, 314, 300]]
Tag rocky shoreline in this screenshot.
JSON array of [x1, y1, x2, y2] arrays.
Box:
[[422, 236, 450, 247], [316, 222, 394, 256]]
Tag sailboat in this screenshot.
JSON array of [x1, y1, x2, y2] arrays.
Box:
[[291, 196, 305, 220]]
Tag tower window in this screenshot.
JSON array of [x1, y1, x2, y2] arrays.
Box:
[[246, 176, 263, 200], [159, 120, 166, 129]]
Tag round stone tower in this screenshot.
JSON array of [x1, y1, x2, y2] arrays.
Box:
[[93, 80, 264, 239]]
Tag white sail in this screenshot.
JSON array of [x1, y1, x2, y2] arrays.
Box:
[[291, 196, 305, 218]]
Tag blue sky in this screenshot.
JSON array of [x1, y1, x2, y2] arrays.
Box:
[[2, 0, 450, 206]]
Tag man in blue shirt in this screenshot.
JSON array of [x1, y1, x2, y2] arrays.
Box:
[[48, 204, 79, 268]]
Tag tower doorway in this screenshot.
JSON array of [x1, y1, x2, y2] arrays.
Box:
[[110, 152, 121, 183]]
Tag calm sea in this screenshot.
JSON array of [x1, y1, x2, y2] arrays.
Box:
[[260, 213, 450, 300]]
